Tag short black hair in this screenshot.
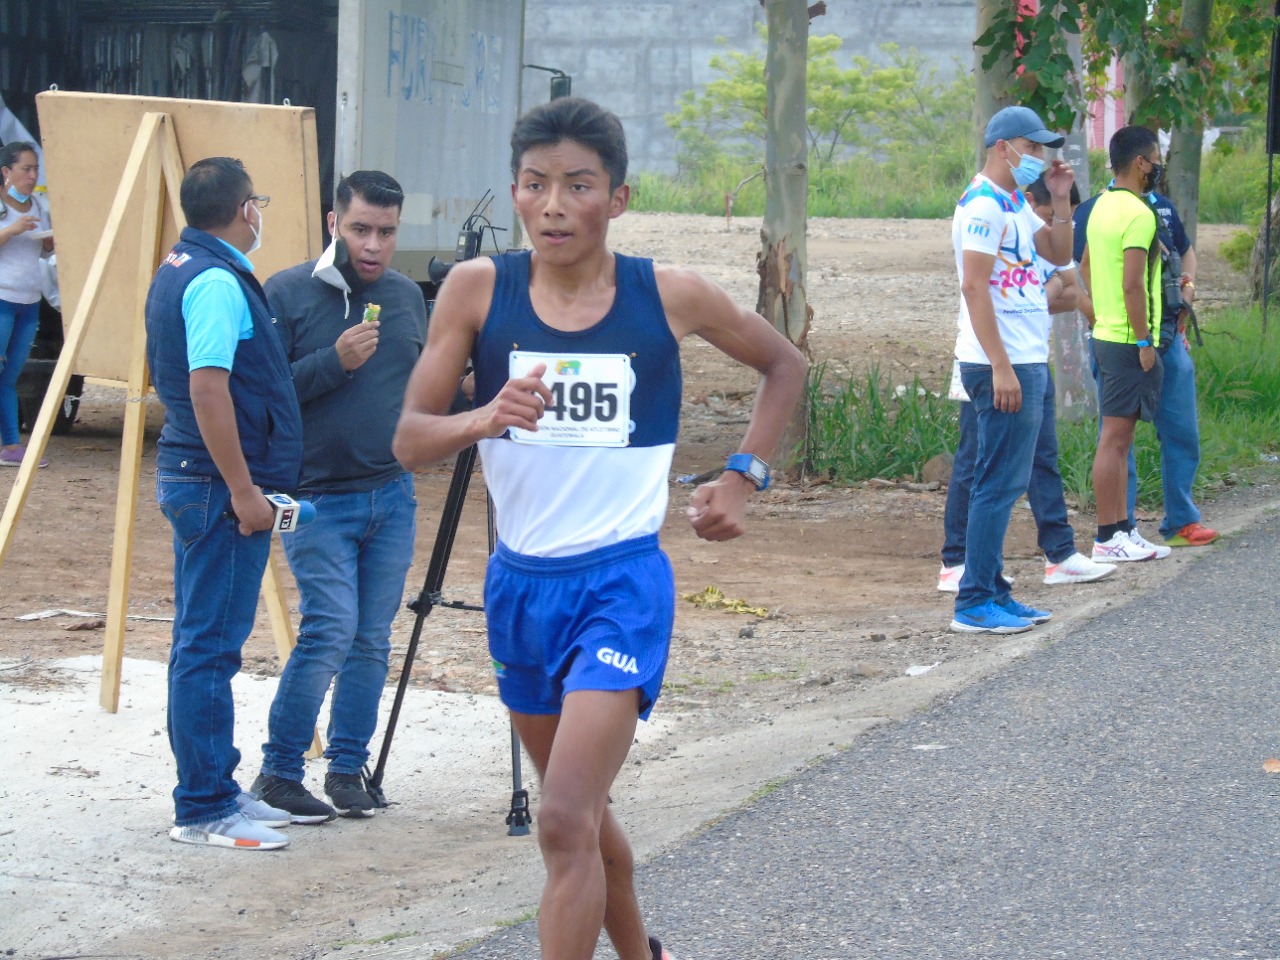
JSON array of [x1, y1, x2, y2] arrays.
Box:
[[0, 141, 38, 172], [1025, 175, 1080, 208], [510, 97, 627, 191], [181, 157, 251, 231], [1109, 126, 1159, 175], [334, 170, 405, 219]]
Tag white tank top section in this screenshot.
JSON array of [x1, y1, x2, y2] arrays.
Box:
[[479, 439, 674, 557]]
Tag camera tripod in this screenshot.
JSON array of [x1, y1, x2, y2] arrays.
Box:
[[361, 444, 532, 837]]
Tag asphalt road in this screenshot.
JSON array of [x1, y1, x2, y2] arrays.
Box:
[[453, 510, 1280, 960]]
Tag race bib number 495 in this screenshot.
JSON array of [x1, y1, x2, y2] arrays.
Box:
[[508, 351, 632, 447]]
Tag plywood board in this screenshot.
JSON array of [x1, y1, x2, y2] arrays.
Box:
[[35, 91, 323, 383]]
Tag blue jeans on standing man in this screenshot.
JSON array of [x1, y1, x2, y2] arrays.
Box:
[[0, 299, 41, 445], [1126, 333, 1202, 537], [955, 362, 1048, 612], [159, 472, 272, 826], [260, 473, 417, 783], [943, 369, 1076, 568]]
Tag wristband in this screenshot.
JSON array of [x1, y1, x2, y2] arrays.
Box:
[[1052, 215, 1071, 224], [1135, 339, 1152, 348]]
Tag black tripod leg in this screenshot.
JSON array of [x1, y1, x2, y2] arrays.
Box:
[[485, 487, 532, 837], [363, 444, 479, 805], [505, 721, 531, 836]]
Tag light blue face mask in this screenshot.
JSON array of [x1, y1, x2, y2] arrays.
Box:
[[7, 186, 30, 204], [1007, 145, 1046, 188]]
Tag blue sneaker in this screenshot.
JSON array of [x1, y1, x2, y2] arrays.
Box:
[[998, 598, 1052, 624], [950, 600, 1034, 634]]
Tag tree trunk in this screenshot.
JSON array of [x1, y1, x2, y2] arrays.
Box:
[[974, 0, 1014, 169], [1054, 14, 1095, 419], [1167, 0, 1213, 245], [1249, 189, 1280, 305], [757, 0, 811, 350], [758, 0, 813, 465]]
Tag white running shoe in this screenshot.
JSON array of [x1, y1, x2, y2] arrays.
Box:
[[1044, 551, 1117, 585], [1092, 531, 1156, 562], [937, 564, 1014, 593], [937, 564, 963, 593], [1127, 528, 1172, 560]]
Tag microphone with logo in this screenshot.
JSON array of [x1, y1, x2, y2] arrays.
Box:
[[224, 492, 316, 533]]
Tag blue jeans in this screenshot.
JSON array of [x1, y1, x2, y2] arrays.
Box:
[[0, 299, 40, 445], [158, 473, 272, 826], [956, 363, 1047, 611], [1126, 334, 1202, 537], [942, 370, 1076, 567], [261, 473, 417, 782]]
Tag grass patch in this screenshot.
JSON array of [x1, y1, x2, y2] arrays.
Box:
[[804, 363, 957, 483], [802, 306, 1280, 512]]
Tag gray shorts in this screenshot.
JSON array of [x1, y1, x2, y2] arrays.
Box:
[[1093, 338, 1162, 421]]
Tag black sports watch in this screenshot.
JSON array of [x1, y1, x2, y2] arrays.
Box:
[[724, 453, 770, 491]]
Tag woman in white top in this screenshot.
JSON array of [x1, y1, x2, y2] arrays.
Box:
[[0, 141, 53, 467]]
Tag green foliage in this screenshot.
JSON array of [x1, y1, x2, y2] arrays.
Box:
[[665, 32, 974, 173], [1218, 230, 1254, 274], [975, 1, 1279, 132], [650, 40, 974, 219], [804, 363, 958, 483], [1199, 126, 1269, 225]]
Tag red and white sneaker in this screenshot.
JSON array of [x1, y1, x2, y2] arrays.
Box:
[[1044, 551, 1116, 585], [937, 563, 963, 593]]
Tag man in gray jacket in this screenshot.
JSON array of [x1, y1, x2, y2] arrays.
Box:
[[252, 170, 426, 821]]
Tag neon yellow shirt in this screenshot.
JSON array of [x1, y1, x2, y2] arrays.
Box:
[[1085, 187, 1162, 344]]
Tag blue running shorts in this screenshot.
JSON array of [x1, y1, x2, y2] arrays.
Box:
[[484, 534, 675, 720]]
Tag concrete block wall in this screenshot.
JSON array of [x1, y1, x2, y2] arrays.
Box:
[[522, 0, 976, 173]]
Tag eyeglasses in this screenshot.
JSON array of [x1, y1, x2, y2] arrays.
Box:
[[243, 195, 271, 208]]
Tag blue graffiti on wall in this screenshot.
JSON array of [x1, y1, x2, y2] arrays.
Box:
[[384, 14, 505, 112], [387, 12, 432, 102]]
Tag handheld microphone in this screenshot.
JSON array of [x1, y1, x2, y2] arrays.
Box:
[[264, 492, 315, 533], [225, 493, 316, 533]]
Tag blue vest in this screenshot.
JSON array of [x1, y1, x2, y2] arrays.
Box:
[[145, 227, 302, 491]]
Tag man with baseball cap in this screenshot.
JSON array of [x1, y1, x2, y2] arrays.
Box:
[[947, 104, 1076, 634]]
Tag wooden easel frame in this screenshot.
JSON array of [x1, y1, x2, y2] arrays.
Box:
[[0, 112, 321, 754]]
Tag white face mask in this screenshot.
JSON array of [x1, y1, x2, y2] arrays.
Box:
[[312, 235, 353, 292], [245, 200, 263, 254]]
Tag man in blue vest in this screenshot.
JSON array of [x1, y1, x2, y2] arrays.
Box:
[[145, 157, 303, 850]]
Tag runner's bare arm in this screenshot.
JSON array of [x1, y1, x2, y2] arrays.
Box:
[[657, 265, 807, 540], [392, 258, 552, 469]]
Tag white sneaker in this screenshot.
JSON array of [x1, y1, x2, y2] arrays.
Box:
[[1092, 531, 1156, 562], [1127, 528, 1172, 559], [937, 564, 963, 593], [1044, 551, 1117, 585], [169, 810, 289, 850]]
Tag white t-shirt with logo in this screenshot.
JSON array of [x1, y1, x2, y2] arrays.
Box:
[[951, 174, 1051, 366]]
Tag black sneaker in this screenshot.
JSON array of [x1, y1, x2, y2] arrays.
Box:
[[324, 772, 377, 819], [250, 773, 336, 824]]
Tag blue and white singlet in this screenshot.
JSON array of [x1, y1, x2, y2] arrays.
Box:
[[473, 250, 682, 558]]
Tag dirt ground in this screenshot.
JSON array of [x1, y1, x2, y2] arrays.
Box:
[[0, 213, 1265, 960]]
